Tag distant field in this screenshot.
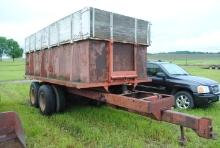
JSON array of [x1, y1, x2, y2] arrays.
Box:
[[148, 53, 220, 65], [0, 54, 219, 147], [148, 53, 220, 82], [183, 66, 220, 83], [0, 58, 25, 81]]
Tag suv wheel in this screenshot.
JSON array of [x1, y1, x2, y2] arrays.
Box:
[[174, 91, 194, 109]]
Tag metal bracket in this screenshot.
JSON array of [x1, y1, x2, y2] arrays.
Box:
[[179, 126, 186, 146]]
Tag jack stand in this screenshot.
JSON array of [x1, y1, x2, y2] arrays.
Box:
[[179, 126, 186, 146]]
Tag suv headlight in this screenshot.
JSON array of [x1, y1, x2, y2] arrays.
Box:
[[197, 86, 210, 94]]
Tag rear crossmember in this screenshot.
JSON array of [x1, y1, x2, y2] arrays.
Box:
[[68, 88, 215, 145]]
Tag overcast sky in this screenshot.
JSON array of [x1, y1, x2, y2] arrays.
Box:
[[0, 0, 220, 53]]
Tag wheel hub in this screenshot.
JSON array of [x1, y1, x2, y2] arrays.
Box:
[[39, 92, 46, 111], [30, 88, 35, 104], [176, 95, 190, 109]]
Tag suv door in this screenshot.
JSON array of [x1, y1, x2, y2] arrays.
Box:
[[146, 63, 168, 94]]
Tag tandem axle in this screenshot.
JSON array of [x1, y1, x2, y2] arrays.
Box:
[[29, 82, 215, 145]]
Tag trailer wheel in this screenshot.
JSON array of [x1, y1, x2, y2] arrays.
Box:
[[29, 82, 40, 107], [52, 85, 66, 112], [174, 91, 194, 109], [38, 85, 56, 115]]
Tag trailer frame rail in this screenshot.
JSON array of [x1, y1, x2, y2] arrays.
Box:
[[67, 88, 214, 141]]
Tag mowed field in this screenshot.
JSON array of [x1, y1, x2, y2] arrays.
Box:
[[148, 53, 220, 65], [0, 58, 25, 81], [0, 55, 220, 147]]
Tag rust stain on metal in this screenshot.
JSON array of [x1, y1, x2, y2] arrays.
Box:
[[0, 112, 26, 148], [113, 43, 134, 71], [26, 39, 149, 88], [161, 110, 213, 139], [67, 88, 214, 139]]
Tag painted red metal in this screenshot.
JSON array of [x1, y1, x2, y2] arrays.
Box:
[[67, 88, 214, 139], [161, 110, 213, 139], [26, 39, 148, 89], [0, 112, 26, 148]]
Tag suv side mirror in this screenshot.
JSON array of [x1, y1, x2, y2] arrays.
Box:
[[156, 72, 166, 80]]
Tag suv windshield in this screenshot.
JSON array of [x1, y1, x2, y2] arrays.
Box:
[[161, 63, 189, 75]]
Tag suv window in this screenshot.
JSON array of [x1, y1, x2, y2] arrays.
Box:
[[147, 63, 162, 76]]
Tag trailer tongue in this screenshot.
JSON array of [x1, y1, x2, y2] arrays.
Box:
[[67, 88, 213, 144]]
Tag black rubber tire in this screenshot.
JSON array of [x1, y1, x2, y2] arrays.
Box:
[[52, 85, 66, 112], [29, 82, 40, 107], [174, 91, 194, 109], [38, 85, 56, 115], [89, 100, 103, 107]]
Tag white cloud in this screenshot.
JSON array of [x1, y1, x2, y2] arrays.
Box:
[[0, 0, 220, 52], [149, 31, 220, 53], [175, 31, 220, 51]]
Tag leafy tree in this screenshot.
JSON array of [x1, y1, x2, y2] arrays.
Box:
[[0, 37, 8, 61], [4, 39, 23, 61]]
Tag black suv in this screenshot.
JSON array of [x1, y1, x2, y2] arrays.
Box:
[[136, 61, 220, 109]]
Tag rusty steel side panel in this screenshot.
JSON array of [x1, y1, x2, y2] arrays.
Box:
[[26, 39, 149, 88], [34, 51, 41, 76], [113, 42, 134, 71], [40, 49, 49, 77], [89, 40, 108, 82], [48, 47, 55, 78], [57, 45, 72, 80], [77, 41, 90, 82], [136, 45, 147, 79], [26, 41, 91, 83], [25, 54, 29, 75], [48, 46, 58, 78], [70, 40, 90, 82], [29, 52, 34, 75]]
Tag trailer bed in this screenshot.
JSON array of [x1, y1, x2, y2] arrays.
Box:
[[25, 39, 148, 89]]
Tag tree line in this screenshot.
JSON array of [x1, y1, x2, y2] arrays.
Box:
[[0, 36, 23, 61]]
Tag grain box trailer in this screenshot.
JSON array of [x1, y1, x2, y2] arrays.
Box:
[[24, 7, 215, 144]]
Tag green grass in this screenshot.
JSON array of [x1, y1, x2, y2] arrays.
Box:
[[0, 83, 219, 147], [148, 53, 220, 82], [0, 58, 25, 81], [148, 53, 220, 65], [0, 54, 220, 147], [0, 83, 179, 147], [183, 66, 220, 83]]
